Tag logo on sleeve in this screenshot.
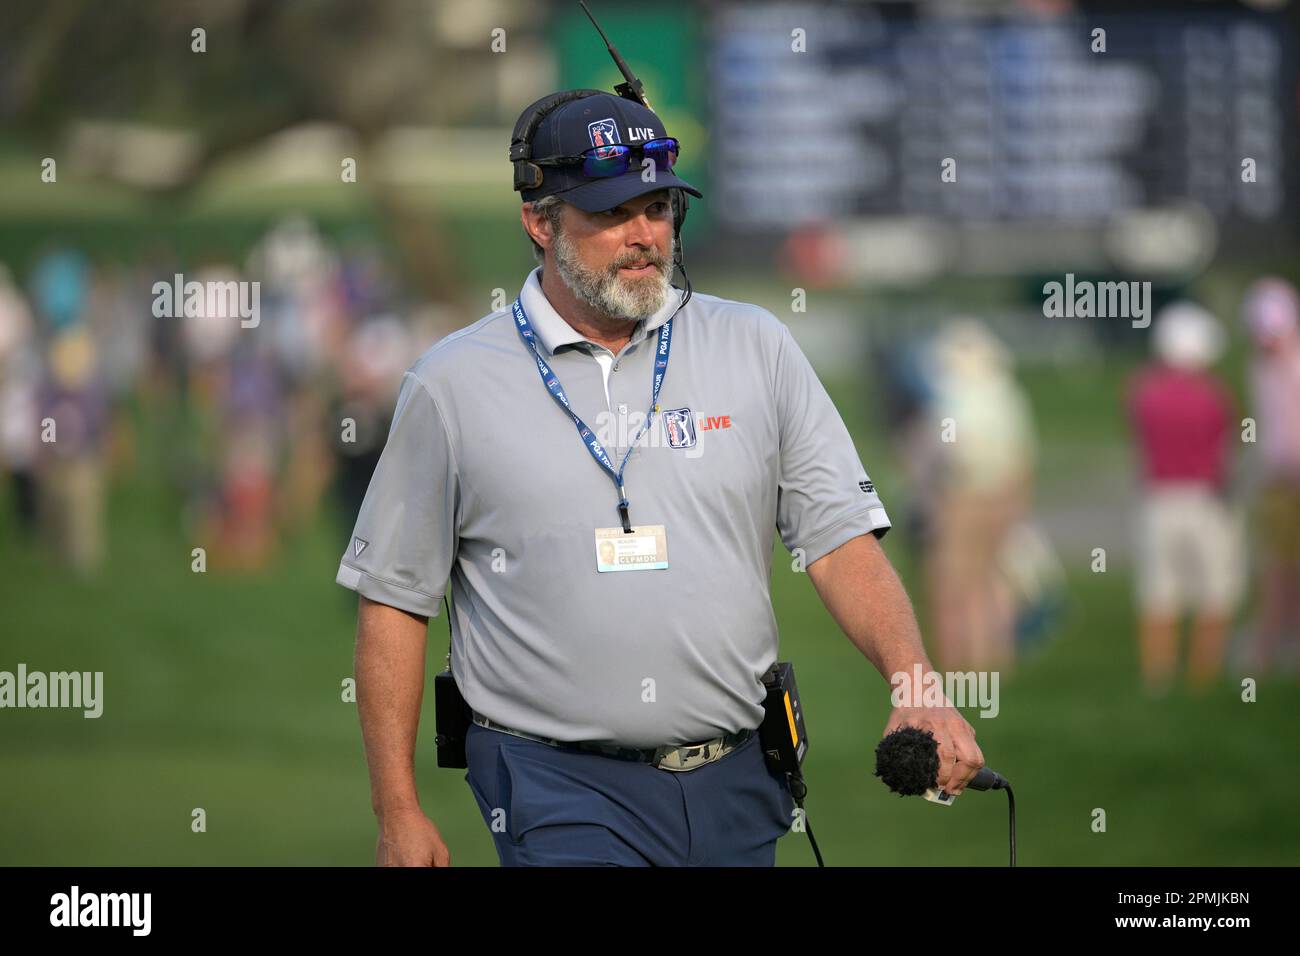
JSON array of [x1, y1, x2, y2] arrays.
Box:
[[662, 408, 697, 448], [588, 118, 620, 147], [354, 537, 369, 557], [858, 479, 875, 494]]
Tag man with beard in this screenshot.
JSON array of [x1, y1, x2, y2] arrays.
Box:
[[338, 91, 983, 866]]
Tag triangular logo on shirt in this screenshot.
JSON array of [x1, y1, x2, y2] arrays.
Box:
[[354, 538, 369, 558]]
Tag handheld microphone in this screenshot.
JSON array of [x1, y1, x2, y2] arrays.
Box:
[[874, 726, 1007, 796], [874, 725, 1016, 866]]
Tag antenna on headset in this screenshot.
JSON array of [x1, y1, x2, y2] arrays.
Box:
[[579, 0, 652, 109]]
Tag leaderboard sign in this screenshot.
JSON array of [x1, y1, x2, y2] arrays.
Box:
[[708, 3, 1297, 245]]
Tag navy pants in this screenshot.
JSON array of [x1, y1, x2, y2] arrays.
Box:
[[463, 722, 796, 866]]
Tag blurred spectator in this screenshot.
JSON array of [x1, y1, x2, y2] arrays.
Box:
[[248, 215, 341, 385], [923, 319, 1037, 672], [215, 334, 280, 569], [871, 339, 939, 557], [39, 326, 109, 574], [248, 219, 347, 535], [1127, 302, 1240, 694], [332, 315, 411, 527], [1241, 278, 1300, 675], [0, 264, 41, 534], [86, 267, 150, 480], [29, 247, 91, 334]]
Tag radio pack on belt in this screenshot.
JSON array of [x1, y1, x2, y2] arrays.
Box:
[[433, 596, 472, 769], [758, 661, 809, 775], [758, 660, 824, 865], [433, 663, 472, 770]]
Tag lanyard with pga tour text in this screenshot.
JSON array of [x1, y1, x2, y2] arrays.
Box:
[[511, 296, 672, 534]]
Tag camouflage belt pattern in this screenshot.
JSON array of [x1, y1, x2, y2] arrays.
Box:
[[470, 712, 752, 772]]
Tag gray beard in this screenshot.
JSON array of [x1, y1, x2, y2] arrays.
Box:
[[551, 229, 675, 321]]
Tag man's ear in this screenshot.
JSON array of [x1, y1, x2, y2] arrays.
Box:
[[521, 201, 556, 251]]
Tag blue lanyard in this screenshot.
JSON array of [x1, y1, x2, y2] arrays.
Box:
[[512, 297, 672, 533]]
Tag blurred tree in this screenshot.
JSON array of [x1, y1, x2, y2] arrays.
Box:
[[0, 0, 498, 303]]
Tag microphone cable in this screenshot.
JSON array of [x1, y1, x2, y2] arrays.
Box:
[[1006, 783, 1016, 867], [787, 772, 825, 867]]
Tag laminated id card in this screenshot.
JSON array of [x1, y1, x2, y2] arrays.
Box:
[[594, 524, 668, 572]]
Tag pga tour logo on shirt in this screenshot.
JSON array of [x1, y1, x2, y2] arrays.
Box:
[[662, 408, 697, 449], [588, 118, 619, 147]]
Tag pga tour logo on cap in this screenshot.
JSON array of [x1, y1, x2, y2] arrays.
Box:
[[588, 118, 620, 147], [662, 408, 697, 449]]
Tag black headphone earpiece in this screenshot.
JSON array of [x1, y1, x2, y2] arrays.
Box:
[[670, 190, 689, 237], [510, 89, 606, 193]]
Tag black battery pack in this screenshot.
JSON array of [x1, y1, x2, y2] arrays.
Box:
[[433, 668, 472, 769], [758, 661, 808, 776]]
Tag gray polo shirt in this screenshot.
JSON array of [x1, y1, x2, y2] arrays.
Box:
[[337, 265, 891, 747]]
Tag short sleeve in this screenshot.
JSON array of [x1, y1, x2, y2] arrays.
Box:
[[773, 321, 891, 566], [335, 371, 459, 617]]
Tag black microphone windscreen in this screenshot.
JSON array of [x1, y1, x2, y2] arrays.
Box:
[[874, 726, 940, 796]]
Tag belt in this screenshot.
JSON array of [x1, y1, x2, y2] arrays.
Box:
[[470, 711, 754, 772]]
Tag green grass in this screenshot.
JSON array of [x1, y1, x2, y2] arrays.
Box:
[[2, 356, 1297, 867]]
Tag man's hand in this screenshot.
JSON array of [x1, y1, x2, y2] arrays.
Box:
[[375, 808, 451, 867], [883, 703, 984, 795]]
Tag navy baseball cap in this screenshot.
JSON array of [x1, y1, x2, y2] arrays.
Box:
[[514, 91, 703, 212]]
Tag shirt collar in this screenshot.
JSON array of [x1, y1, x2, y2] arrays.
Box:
[[518, 266, 682, 356]]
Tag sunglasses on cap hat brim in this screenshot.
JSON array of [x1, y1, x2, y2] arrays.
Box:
[[532, 138, 681, 179]]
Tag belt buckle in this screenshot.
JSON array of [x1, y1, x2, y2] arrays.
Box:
[[654, 736, 728, 773]]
